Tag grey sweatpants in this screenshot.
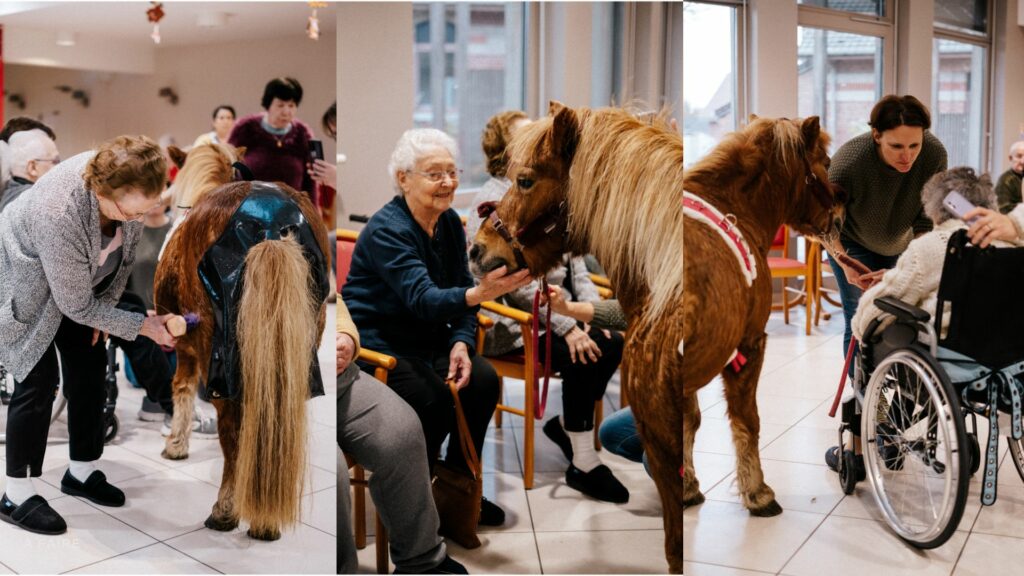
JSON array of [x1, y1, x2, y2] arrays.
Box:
[[338, 364, 446, 573]]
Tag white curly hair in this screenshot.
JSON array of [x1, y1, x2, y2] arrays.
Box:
[[386, 128, 458, 195]]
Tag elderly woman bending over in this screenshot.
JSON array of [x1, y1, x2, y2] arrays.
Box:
[[0, 135, 179, 535], [342, 128, 530, 526]]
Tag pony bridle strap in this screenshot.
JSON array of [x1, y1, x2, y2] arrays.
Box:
[[476, 200, 568, 271]]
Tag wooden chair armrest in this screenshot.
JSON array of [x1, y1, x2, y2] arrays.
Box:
[[337, 228, 360, 242], [589, 273, 612, 289], [477, 313, 495, 329], [596, 286, 613, 300], [480, 300, 533, 325], [357, 348, 397, 370]]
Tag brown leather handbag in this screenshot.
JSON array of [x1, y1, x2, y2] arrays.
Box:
[[431, 379, 483, 549]]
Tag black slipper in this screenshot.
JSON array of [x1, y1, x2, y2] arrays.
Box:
[[478, 496, 505, 526], [0, 493, 67, 535], [566, 464, 630, 504], [61, 470, 125, 507]]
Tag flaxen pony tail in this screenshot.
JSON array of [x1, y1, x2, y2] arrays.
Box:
[[235, 235, 316, 538]]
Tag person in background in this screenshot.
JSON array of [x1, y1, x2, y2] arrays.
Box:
[[229, 77, 314, 197], [0, 129, 60, 212], [995, 140, 1024, 214], [192, 105, 236, 148], [0, 117, 56, 143]]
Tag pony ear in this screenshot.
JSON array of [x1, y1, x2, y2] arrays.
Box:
[[748, 113, 759, 123], [167, 145, 187, 169], [235, 146, 247, 159], [550, 103, 580, 164], [801, 116, 821, 147], [549, 100, 567, 117]]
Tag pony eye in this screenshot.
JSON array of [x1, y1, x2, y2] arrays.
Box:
[[517, 177, 535, 189]]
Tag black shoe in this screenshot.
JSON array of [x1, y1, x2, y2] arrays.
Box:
[[394, 555, 469, 574], [824, 446, 866, 482], [565, 464, 630, 503], [478, 496, 505, 526], [60, 470, 125, 507], [0, 493, 67, 535], [543, 416, 573, 462]]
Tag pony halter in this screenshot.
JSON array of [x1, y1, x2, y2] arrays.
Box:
[[476, 200, 567, 271]]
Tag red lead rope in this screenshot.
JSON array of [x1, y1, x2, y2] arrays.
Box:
[[531, 279, 553, 419]]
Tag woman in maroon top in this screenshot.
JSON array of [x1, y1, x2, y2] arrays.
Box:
[[229, 77, 314, 196]]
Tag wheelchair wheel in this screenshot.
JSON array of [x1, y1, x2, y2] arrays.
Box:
[[967, 432, 981, 476], [1008, 436, 1024, 485], [861, 348, 969, 549], [839, 450, 859, 495], [104, 414, 119, 444]]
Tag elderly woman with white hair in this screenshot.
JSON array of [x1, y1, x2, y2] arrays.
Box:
[[342, 128, 530, 529], [0, 129, 60, 213]]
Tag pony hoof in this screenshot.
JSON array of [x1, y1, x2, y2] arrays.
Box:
[[204, 515, 238, 532], [749, 499, 783, 517], [161, 448, 189, 461], [247, 527, 281, 541], [682, 491, 705, 507]]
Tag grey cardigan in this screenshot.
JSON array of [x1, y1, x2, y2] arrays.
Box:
[[0, 151, 144, 381]]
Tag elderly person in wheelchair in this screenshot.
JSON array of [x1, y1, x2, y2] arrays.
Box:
[[831, 166, 1024, 549]]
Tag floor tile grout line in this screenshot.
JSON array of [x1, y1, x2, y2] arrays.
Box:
[[57, 540, 203, 575], [160, 525, 228, 574], [771, 490, 847, 575], [509, 416, 544, 574]]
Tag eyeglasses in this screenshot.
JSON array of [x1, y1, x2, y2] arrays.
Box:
[[109, 197, 149, 222], [33, 156, 60, 165], [408, 169, 462, 183]]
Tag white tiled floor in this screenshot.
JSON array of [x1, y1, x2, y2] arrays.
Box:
[[0, 304, 337, 574], [348, 369, 670, 573], [684, 306, 1024, 576]]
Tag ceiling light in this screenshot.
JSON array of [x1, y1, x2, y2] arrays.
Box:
[[55, 31, 75, 47]]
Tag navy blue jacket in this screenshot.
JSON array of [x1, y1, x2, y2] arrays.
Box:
[[343, 195, 478, 362]]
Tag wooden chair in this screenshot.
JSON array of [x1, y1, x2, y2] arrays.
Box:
[[813, 248, 842, 326], [767, 225, 818, 335], [338, 229, 396, 574], [480, 300, 604, 490]]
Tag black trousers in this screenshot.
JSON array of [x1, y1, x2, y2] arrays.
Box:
[[521, 326, 624, 432], [371, 354, 499, 474], [6, 316, 107, 477], [112, 291, 173, 414]]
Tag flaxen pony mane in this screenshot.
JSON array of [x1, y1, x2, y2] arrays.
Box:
[[506, 107, 685, 321], [169, 143, 241, 216]]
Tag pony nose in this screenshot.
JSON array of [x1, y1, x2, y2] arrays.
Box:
[[469, 243, 481, 262]]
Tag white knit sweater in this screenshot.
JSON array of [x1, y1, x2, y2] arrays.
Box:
[[852, 216, 1024, 341]]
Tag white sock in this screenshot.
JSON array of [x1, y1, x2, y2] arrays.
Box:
[[568, 429, 602, 472], [69, 460, 97, 483], [5, 476, 36, 506]]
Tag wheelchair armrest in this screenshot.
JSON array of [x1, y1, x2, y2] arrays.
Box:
[[874, 296, 930, 324]]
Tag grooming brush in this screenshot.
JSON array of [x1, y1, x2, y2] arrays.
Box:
[[166, 312, 201, 337]]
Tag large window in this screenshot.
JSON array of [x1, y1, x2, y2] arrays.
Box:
[[413, 3, 525, 189], [931, 0, 990, 171], [797, 27, 883, 152], [796, 3, 894, 154], [682, 2, 739, 167]]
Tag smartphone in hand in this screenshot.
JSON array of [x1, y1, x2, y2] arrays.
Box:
[[943, 191, 979, 224], [309, 139, 324, 162]]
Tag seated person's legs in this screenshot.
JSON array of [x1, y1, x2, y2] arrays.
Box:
[[598, 407, 645, 464], [543, 327, 629, 502], [340, 364, 461, 573]]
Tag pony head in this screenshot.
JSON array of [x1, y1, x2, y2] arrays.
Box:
[[469, 101, 588, 277]]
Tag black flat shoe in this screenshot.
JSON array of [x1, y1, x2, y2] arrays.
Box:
[[394, 555, 469, 574], [543, 416, 573, 462], [566, 464, 630, 504], [61, 470, 125, 507], [478, 496, 505, 526], [0, 493, 67, 535], [824, 446, 866, 482]]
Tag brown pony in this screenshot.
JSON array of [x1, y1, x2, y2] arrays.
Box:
[[154, 180, 328, 540], [469, 102, 843, 573]]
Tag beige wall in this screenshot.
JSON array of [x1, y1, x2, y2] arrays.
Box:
[[5, 33, 336, 163], [336, 3, 413, 229]]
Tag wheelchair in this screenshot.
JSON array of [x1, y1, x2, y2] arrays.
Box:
[[0, 339, 120, 445], [836, 230, 1024, 549]]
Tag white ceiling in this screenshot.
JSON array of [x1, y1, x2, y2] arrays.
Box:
[[0, 1, 337, 48]]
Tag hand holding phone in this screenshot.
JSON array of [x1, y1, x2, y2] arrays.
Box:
[[943, 191, 980, 224]]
